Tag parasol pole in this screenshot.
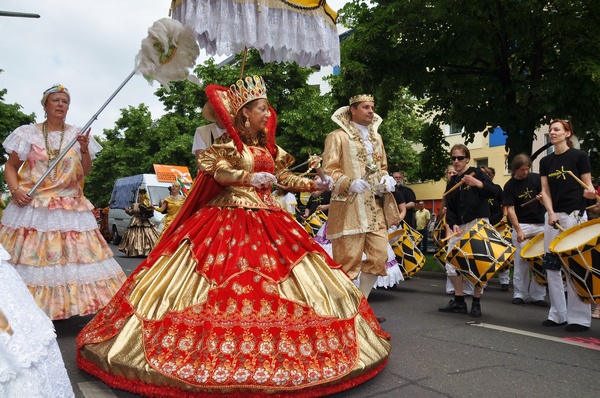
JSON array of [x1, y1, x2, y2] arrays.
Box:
[[26, 17, 200, 197], [240, 47, 248, 79], [27, 71, 137, 196], [0, 10, 40, 18]]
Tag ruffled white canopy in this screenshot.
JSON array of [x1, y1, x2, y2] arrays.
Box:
[[171, 0, 340, 67]]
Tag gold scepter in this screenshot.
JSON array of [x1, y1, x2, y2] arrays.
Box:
[[348, 163, 378, 204]]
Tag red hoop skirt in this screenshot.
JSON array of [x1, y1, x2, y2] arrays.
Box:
[[77, 204, 391, 397]]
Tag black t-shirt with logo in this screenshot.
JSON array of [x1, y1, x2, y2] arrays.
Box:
[[502, 172, 545, 224], [539, 148, 591, 214], [305, 191, 331, 216]]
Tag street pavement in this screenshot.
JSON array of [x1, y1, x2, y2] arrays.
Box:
[[57, 245, 600, 397]]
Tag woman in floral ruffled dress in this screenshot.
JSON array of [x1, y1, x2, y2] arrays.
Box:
[[0, 84, 126, 320]]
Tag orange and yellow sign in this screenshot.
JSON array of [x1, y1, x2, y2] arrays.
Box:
[[153, 164, 193, 184]]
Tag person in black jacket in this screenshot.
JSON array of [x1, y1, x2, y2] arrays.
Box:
[[438, 144, 501, 317]]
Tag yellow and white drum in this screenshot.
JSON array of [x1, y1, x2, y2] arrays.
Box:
[[432, 218, 446, 249], [389, 229, 425, 279], [520, 233, 547, 286], [302, 210, 327, 237], [399, 220, 423, 246], [549, 217, 600, 304], [434, 246, 448, 271], [446, 219, 515, 291], [495, 223, 514, 273]]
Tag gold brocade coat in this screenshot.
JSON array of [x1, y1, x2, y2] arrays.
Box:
[[198, 140, 315, 208], [322, 106, 399, 239]]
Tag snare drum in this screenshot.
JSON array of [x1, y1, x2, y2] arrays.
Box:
[[495, 224, 514, 273], [389, 229, 425, 278], [446, 219, 515, 291], [302, 210, 327, 237], [399, 220, 423, 246], [432, 218, 447, 249], [549, 217, 600, 304], [434, 246, 448, 270], [520, 233, 547, 287]]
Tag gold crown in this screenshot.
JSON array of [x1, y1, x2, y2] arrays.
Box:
[[349, 94, 374, 105], [228, 76, 268, 114]]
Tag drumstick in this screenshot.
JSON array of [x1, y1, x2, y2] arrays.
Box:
[[443, 172, 475, 197], [553, 222, 566, 232], [440, 231, 459, 242], [565, 170, 600, 201], [520, 197, 538, 207], [586, 202, 600, 210]]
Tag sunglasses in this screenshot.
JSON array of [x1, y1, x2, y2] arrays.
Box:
[[451, 156, 467, 161]]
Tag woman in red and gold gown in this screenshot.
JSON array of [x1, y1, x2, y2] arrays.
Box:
[[77, 76, 391, 397]]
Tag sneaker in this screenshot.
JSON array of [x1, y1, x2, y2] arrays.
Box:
[[438, 299, 467, 313], [512, 298, 525, 305], [565, 324, 589, 332], [470, 301, 482, 317], [500, 284, 509, 291], [530, 300, 549, 307], [542, 320, 567, 327]]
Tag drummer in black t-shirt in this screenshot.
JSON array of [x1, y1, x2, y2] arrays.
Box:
[[481, 166, 511, 290], [393, 171, 416, 228], [540, 118, 596, 332], [438, 144, 501, 318], [302, 190, 331, 219], [503, 154, 547, 307]]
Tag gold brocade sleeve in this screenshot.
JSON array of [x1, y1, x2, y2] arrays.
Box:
[[198, 142, 252, 186], [274, 146, 316, 192]]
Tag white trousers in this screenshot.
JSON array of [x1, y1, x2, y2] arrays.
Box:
[[512, 223, 546, 301], [544, 212, 591, 326], [445, 276, 474, 295]]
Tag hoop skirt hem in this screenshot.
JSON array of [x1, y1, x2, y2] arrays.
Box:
[[77, 207, 391, 396]]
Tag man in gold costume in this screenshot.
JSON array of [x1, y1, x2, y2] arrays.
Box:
[[322, 95, 399, 307]]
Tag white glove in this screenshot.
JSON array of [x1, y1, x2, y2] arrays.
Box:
[[380, 175, 395, 192], [315, 175, 333, 191], [349, 179, 371, 194], [251, 172, 277, 189]]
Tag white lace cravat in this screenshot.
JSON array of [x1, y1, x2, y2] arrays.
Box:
[[351, 122, 373, 161]]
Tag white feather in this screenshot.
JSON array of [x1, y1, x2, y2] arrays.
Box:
[[135, 18, 200, 92]]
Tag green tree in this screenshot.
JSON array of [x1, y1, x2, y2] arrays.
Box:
[[336, 0, 600, 169], [0, 75, 36, 189], [84, 51, 338, 203]]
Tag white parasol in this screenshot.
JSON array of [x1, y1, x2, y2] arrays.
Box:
[[170, 0, 340, 67], [28, 18, 200, 196]]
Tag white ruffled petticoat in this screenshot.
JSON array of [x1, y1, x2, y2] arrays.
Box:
[[171, 0, 341, 67], [0, 246, 74, 398], [314, 223, 404, 289]]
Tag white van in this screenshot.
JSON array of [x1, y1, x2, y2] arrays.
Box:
[[107, 174, 172, 244]]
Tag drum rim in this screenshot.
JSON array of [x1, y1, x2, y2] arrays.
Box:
[[520, 232, 545, 259], [549, 217, 600, 253]]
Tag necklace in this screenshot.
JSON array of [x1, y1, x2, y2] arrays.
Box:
[[42, 121, 65, 182]]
